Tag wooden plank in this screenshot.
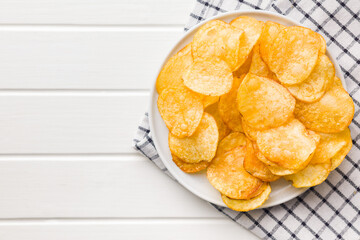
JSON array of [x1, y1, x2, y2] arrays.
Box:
[[0, 220, 258, 240], [0, 29, 182, 90], [0, 94, 149, 154], [0, 156, 222, 218], [0, 0, 194, 25]]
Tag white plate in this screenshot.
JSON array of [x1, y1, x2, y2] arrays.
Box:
[[149, 10, 346, 208]]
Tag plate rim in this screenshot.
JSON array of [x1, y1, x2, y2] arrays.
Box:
[[148, 9, 346, 208]]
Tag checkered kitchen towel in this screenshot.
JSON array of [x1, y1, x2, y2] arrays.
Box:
[[133, 1, 360, 239]]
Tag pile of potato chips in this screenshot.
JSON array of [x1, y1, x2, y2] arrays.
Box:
[[156, 16, 354, 211]]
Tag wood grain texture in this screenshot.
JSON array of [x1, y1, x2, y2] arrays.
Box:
[[0, 0, 194, 25], [0, 220, 258, 240], [0, 29, 182, 89]]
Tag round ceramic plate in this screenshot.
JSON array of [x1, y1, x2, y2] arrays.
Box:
[[149, 10, 346, 208]]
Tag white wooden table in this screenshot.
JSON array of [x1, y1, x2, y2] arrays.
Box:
[[0, 1, 258, 239]]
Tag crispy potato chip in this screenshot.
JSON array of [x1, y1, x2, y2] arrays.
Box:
[[316, 33, 327, 54], [253, 143, 277, 166], [333, 76, 343, 88], [249, 44, 277, 80], [219, 76, 245, 132], [284, 162, 331, 188], [259, 21, 285, 65], [295, 85, 355, 133], [156, 44, 192, 94], [169, 113, 218, 163], [267, 164, 299, 176], [286, 54, 335, 103], [256, 119, 318, 169], [192, 20, 244, 71], [230, 16, 264, 69], [267, 26, 321, 85], [244, 140, 280, 182], [233, 50, 252, 77], [158, 87, 203, 138], [183, 58, 233, 96], [216, 132, 247, 157], [331, 134, 352, 171], [207, 146, 264, 199], [205, 102, 231, 141], [203, 95, 219, 108], [237, 73, 295, 130], [221, 183, 271, 211], [311, 129, 351, 164], [242, 119, 260, 141], [172, 155, 209, 173]]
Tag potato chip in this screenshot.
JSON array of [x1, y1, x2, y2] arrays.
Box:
[[333, 76, 343, 88], [237, 73, 295, 130], [172, 154, 209, 173], [230, 16, 264, 69], [203, 95, 219, 108], [267, 26, 321, 85], [249, 44, 277, 80], [216, 132, 247, 157], [183, 58, 233, 96], [221, 183, 271, 211], [158, 87, 203, 138], [205, 102, 231, 141], [192, 20, 244, 71], [169, 113, 218, 163], [244, 140, 280, 182], [331, 134, 352, 171], [311, 129, 351, 164], [295, 85, 354, 133], [242, 119, 260, 141], [259, 21, 285, 65], [207, 146, 264, 199], [256, 119, 319, 169], [267, 164, 299, 176], [156, 44, 192, 94], [219, 76, 245, 132], [286, 54, 335, 103], [284, 162, 331, 188], [316, 33, 327, 54], [233, 50, 252, 77]]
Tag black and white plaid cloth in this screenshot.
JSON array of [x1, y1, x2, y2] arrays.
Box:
[[133, 0, 360, 239]]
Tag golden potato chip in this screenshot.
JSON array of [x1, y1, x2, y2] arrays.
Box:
[[286, 54, 335, 103], [183, 58, 233, 96], [191, 20, 244, 71], [233, 50, 252, 77], [242, 119, 260, 141], [156, 44, 192, 94], [203, 95, 219, 108], [244, 140, 280, 182], [172, 155, 209, 173], [331, 134, 352, 171], [169, 113, 218, 163], [219, 76, 245, 132], [230, 16, 264, 69], [205, 102, 231, 141], [284, 162, 331, 188], [253, 143, 277, 166], [295, 85, 354, 133], [316, 33, 327, 54], [221, 183, 271, 211], [158, 87, 203, 138], [267, 26, 321, 85], [256, 119, 319, 169], [311, 129, 351, 164], [267, 164, 299, 176], [207, 146, 264, 199], [259, 21, 285, 65], [216, 132, 247, 157], [237, 73, 295, 130], [249, 44, 277, 80], [333, 76, 343, 88]]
